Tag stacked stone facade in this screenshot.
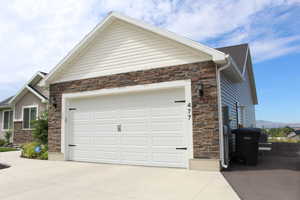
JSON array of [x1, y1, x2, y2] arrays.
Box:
[[13, 122, 34, 145], [48, 61, 220, 159]]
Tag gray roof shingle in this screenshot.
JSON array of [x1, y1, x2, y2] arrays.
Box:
[[216, 43, 248, 73], [0, 96, 14, 108]]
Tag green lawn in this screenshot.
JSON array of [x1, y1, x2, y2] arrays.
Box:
[[0, 147, 18, 152]]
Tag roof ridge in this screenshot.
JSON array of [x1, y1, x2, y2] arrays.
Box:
[[216, 43, 248, 49]]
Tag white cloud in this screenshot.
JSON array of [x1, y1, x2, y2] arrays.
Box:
[[251, 36, 300, 62], [97, 0, 300, 60], [0, 0, 299, 100], [0, 0, 99, 95]]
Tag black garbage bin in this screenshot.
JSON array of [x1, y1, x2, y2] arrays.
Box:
[[231, 128, 261, 165]]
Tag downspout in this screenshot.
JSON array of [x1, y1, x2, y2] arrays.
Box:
[[216, 55, 231, 169]]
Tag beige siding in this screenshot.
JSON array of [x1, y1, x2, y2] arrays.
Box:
[[54, 20, 211, 83], [14, 91, 47, 121]]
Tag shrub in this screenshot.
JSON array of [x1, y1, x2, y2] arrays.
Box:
[[0, 139, 5, 147], [21, 142, 48, 160], [4, 130, 12, 144], [31, 111, 48, 144], [40, 152, 48, 160]]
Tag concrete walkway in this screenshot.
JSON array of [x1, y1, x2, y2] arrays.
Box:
[[0, 151, 239, 200]]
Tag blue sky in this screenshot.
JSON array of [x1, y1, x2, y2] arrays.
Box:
[[0, 0, 299, 123]]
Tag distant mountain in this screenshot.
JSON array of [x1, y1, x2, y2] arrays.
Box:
[[256, 120, 300, 128]]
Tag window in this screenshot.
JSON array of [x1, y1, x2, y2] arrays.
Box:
[[2, 110, 13, 130], [23, 107, 37, 129]]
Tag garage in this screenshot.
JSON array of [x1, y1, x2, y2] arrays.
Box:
[[64, 86, 191, 168]]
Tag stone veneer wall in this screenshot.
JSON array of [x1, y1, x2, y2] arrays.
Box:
[[13, 122, 34, 145], [49, 61, 220, 159]]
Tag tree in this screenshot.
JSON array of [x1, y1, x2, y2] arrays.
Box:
[[267, 126, 294, 137], [31, 111, 48, 144], [282, 126, 294, 135]]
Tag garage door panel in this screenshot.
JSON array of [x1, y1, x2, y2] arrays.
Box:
[[94, 111, 117, 119], [71, 131, 116, 137], [68, 87, 188, 168], [122, 124, 148, 132], [151, 107, 183, 116], [72, 143, 119, 153], [152, 152, 185, 164], [71, 112, 91, 121], [119, 118, 147, 124], [92, 124, 117, 132], [71, 150, 119, 161], [74, 136, 118, 145], [72, 121, 90, 128], [94, 119, 118, 125], [120, 136, 148, 145], [151, 122, 184, 132], [121, 152, 149, 162], [152, 137, 185, 146], [119, 109, 148, 118], [72, 128, 116, 135], [151, 117, 183, 123], [119, 146, 148, 152]]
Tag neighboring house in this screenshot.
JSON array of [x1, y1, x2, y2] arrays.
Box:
[[40, 12, 258, 171], [0, 96, 14, 140], [0, 71, 48, 144]]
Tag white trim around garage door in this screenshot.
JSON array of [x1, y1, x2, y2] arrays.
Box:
[[61, 79, 193, 168]]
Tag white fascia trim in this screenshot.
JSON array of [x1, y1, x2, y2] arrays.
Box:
[[9, 72, 46, 104], [242, 46, 249, 77], [229, 56, 244, 82], [42, 12, 227, 85], [61, 79, 194, 168]]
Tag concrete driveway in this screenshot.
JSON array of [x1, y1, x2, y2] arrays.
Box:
[[0, 151, 239, 200]]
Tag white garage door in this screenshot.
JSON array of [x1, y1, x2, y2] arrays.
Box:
[[67, 88, 188, 168]]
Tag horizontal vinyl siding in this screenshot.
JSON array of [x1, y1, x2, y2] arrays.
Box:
[[54, 20, 211, 83], [221, 64, 256, 129], [238, 67, 256, 127], [221, 73, 239, 129]]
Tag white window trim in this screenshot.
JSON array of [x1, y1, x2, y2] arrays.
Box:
[[22, 105, 38, 130], [2, 109, 13, 131]]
